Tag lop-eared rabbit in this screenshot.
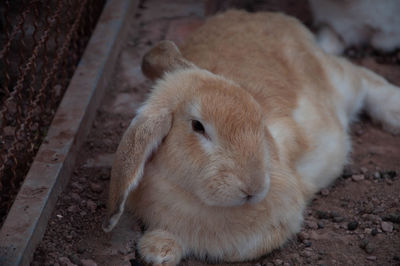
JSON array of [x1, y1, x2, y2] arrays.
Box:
[[103, 11, 400, 265]]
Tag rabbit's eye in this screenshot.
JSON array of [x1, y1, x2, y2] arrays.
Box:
[[192, 120, 205, 134]]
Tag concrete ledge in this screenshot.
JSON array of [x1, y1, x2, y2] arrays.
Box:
[[0, 0, 138, 265]]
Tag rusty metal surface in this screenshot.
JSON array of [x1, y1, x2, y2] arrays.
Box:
[[0, 0, 105, 227], [0, 0, 137, 264]]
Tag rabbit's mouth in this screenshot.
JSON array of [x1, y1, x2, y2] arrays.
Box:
[[243, 185, 269, 205], [239, 176, 270, 205], [196, 176, 270, 208]]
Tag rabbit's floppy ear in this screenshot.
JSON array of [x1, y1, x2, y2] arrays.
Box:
[[102, 104, 172, 232], [142, 40, 195, 81]]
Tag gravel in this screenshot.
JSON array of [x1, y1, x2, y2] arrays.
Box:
[[382, 213, 400, 224], [81, 259, 98, 266], [89, 182, 104, 193], [359, 239, 374, 254], [381, 221, 394, 233], [352, 174, 365, 181], [347, 221, 359, 231]]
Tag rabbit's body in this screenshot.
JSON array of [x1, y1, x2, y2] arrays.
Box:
[[104, 11, 400, 265]]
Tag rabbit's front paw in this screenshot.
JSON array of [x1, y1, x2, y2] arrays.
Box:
[[138, 229, 183, 266]]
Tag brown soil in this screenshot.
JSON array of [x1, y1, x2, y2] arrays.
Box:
[[32, 0, 400, 265]]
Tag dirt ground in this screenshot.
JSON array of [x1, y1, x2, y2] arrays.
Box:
[[32, 0, 400, 265]]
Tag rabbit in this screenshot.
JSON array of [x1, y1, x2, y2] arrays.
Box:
[[102, 10, 400, 265], [308, 0, 400, 54]]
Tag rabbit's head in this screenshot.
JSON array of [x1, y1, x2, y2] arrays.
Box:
[[103, 41, 272, 232]]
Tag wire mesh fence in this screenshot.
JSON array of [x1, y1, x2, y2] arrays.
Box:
[[0, 0, 106, 227]]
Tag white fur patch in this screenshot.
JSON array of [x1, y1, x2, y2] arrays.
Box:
[[309, 0, 400, 52], [293, 96, 349, 191], [296, 130, 348, 190], [316, 26, 344, 55], [325, 64, 366, 129]]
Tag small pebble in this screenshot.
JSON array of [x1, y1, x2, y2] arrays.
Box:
[[3, 126, 15, 136], [333, 216, 344, 223], [366, 214, 382, 223], [67, 205, 79, 213], [365, 244, 374, 254], [316, 210, 331, 219], [382, 213, 400, 224], [381, 221, 394, 232], [317, 221, 325, 229], [309, 231, 322, 240], [59, 257, 76, 266], [63, 195, 71, 201], [305, 221, 318, 230], [330, 211, 340, 218], [86, 200, 97, 212], [80, 200, 87, 208], [71, 182, 84, 192], [360, 167, 368, 174], [342, 167, 353, 178], [90, 182, 103, 193], [71, 193, 81, 202], [360, 240, 374, 254], [366, 256, 377, 261], [359, 239, 368, 248], [364, 228, 372, 234], [348, 221, 359, 231], [119, 247, 130, 256], [302, 250, 313, 258], [77, 247, 86, 254], [304, 240, 312, 247], [371, 228, 378, 236], [81, 259, 98, 266], [298, 232, 309, 241], [362, 202, 374, 214], [333, 224, 341, 229], [374, 172, 381, 179], [352, 174, 365, 182], [273, 259, 283, 265], [382, 170, 397, 179], [68, 255, 82, 266]]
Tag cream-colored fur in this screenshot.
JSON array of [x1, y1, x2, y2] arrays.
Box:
[[103, 11, 400, 265], [309, 0, 400, 54]]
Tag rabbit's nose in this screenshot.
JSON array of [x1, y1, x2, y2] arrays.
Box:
[[240, 189, 253, 200], [242, 181, 269, 204], [245, 194, 253, 201]]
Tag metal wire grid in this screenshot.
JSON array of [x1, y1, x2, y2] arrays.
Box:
[[0, 0, 105, 227]]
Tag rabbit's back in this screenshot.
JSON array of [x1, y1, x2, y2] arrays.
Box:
[[181, 11, 330, 116], [181, 10, 349, 195]]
